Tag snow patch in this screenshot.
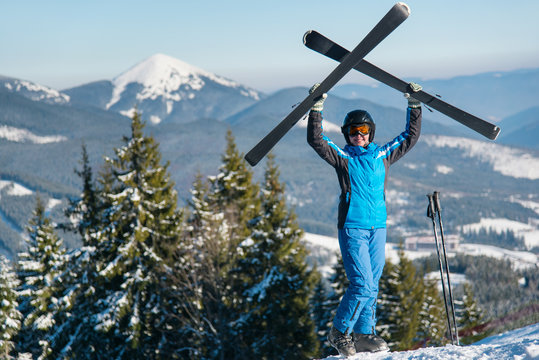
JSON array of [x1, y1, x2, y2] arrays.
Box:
[[510, 195, 539, 215], [386, 189, 410, 206], [424, 135, 539, 180], [425, 271, 468, 292], [458, 243, 537, 270], [0, 125, 67, 144], [460, 218, 539, 250], [149, 115, 162, 125], [0, 180, 33, 196], [436, 164, 454, 174], [46, 198, 62, 211], [302, 233, 340, 278], [297, 116, 341, 132]]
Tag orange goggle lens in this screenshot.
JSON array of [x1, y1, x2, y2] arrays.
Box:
[[349, 124, 371, 136]]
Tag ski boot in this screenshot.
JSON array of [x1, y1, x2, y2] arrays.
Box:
[[352, 333, 389, 353], [328, 326, 356, 357]]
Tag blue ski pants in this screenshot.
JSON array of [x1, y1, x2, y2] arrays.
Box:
[[333, 228, 386, 335]]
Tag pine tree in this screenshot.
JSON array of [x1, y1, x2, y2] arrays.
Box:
[[312, 251, 348, 357], [377, 246, 423, 350], [174, 173, 235, 359], [45, 147, 110, 359], [236, 153, 318, 359], [328, 251, 348, 303], [49, 111, 183, 359], [0, 256, 22, 359], [310, 275, 336, 358], [457, 283, 485, 344], [175, 131, 261, 359], [377, 258, 399, 346], [417, 277, 447, 347], [16, 196, 66, 359], [64, 143, 102, 246], [210, 128, 260, 241]]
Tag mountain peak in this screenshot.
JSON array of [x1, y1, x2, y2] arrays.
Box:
[[113, 53, 209, 88], [0, 76, 70, 105], [106, 53, 257, 113]]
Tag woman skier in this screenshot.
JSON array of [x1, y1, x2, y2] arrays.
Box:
[[307, 82, 422, 357]]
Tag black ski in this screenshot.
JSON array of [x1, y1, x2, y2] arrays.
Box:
[[303, 30, 501, 140], [244, 2, 411, 166]]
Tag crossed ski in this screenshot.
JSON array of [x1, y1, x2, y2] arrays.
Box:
[[303, 30, 501, 141], [245, 2, 500, 167], [244, 2, 411, 166]]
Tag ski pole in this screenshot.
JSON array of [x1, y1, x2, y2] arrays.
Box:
[[433, 191, 460, 345], [427, 193, 454, 344]]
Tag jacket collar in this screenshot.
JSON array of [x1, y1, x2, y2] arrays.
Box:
[[344, 143, 376, 156]]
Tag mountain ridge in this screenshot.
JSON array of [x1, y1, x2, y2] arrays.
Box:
[[64, 53, 263, 125]]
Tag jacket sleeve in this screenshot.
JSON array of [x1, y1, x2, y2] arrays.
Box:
[[307, 110, 349, 168], [381, 106, 422, 165]]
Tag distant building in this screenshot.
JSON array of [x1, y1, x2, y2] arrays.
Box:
[[405, 234, 460, 251]]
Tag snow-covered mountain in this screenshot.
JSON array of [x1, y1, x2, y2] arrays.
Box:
[[65, 53, 262, 124], [0, 75, 70, 105]]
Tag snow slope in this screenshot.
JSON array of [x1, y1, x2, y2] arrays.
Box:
[[424, 135, 539, 180], [319, 322, 538, 359], [461, 218, 539, 250], [0, 125, 67, 144]]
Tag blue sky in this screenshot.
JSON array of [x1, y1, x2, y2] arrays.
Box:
[[1, 0, 538, 92]]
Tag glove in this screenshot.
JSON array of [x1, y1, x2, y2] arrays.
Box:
[[309, 83, 327, 112], [404, 82, 422, 109]]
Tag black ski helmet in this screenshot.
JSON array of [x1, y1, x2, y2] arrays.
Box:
[[341, 110, 376, 145]]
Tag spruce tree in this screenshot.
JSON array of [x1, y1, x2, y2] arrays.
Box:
[[417, 277, 447, 347], [310, 275, 336, 358], [328, 251, 348, 303], [50, 111, 183, 359], [236, 153, 318, 359], [457, 283, 485, 344], [179, 173, 236, 359], [377, 246, 423, 350], [377, 258, 399, 346], [16, 196, 66, 359], [177, 131, 261, 359], [64, 143, 102, 246], [210, 128, 260, 241], [312, 251, 348, 357], [46, 147, 110, 359], [0, 256, 22, 359]]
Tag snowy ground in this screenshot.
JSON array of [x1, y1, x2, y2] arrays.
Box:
[[319, 322, 538, 359]]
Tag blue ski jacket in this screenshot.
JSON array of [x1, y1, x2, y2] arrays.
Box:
[[307, 107, 421, 229]]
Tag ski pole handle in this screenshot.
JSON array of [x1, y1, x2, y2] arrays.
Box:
[[433, 191, 442, 213], [426, 194, 436, 219]]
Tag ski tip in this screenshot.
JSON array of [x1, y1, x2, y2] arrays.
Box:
[[303, 30, 312, 44], [396, 2, 411, 16], [491, 126, 501, 140]]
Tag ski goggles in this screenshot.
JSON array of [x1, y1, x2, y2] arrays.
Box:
[[349, 124, 371, 136]]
